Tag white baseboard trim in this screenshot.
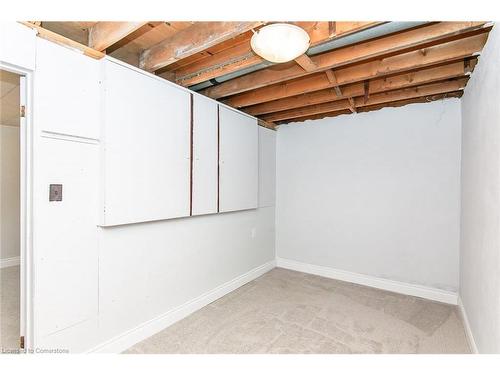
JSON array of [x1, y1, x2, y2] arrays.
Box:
[[458, 296, 479, 354], [87, 259, 276, 353], [0, 256, 20, 269], [276, 257, 458, 305]]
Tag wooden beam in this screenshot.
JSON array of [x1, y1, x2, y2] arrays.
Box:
[[363, 80, 370, 103], [224, 33, 488, 108], [201, 22, 488, 99], [294, 54, 317, 71], [257, 119, 277, 130], [262, 77, 469, 122], [276, 91, 463, 124], [172, 22, 383, 87], [88, 22, 147, 51], [347, 97, 357, 113], [324, 70, 342, 96], [19, 22, 105, 59], [167, 40, 262, 86], [140, 22, 263, 72], [244, 60, 472, 115]]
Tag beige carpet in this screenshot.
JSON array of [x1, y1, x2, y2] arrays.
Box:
[[0, 265, 20, 352], [125, 268, 470, 354]]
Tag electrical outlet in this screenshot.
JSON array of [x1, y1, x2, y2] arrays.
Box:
[[49, 184, 63, 201]]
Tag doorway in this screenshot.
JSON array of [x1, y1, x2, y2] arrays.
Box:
[[0, 67, 29, 352]]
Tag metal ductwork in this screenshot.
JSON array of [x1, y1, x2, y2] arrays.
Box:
[[188, 21, 429, 92]]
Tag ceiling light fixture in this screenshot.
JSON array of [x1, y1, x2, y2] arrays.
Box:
[[250, 23, 310, 63]]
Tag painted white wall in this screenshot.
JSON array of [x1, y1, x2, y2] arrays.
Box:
[[460, 24, 500, 353], [259, 127, 276, 208], [0, 124, 20, 261], [28, 36, 276, 352], [0, 22, 36, 70], [276, 99, 462, 292]]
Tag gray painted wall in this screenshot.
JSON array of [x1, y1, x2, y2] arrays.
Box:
[[460, 24, 500, 353]]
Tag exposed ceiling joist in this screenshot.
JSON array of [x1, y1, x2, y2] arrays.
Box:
[[257, 119, 277, 130], [29, 20, 492, 125], [225, 32, 488, 108], [347, 97, 357, 113], [294, 54, 317, 72], [19, 22, 105, 59], [171, 22, 383, 87], [324, 70, 342, 96], [201, 22, 488, 99], [89, 22, 147, 51], [243, 59, 474, 115], [277, 91, 463, 124], [140, 22, 264, 72], [262, 77, 469, 122]]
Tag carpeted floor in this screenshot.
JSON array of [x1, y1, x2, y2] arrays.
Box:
[[0, 266, 20, 352], [125, 268, 470, 354]]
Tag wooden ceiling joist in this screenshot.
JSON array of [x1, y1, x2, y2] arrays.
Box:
[[324, 70, 342, 96], [262, 77, 469, 122], [171, 22, 382, 87], [202, 22, 488, 99], [140, 22, 264, 72], [276, 90, 464, 124], [294, 54, 318, 72], [225, 32, 488, 109], [243, 59, 474, 116], [19, 22, 105, 59], [88, 22, 148, 51], [32, 20, 491, 125]]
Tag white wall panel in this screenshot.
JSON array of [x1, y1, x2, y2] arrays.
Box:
[[97, 206, 275, 346], [35, 38, 101, 139], [0, 22, 36, 70], [33, 137, 99, 340], [276, 100, 461, 292], [460, 23, 500, 353], [219, 106, 258, 212], [192, 94, 218, 216], [102, 60, 191, 225], [258, 127, 276, 208]]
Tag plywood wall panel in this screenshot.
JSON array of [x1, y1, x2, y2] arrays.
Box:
[[102, 60, 191, 225], [218, 106, 258, 212], [192, 94, 218, 216]]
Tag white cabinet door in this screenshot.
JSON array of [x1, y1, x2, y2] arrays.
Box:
[[192, 94, 218, 216], [218, 106, 258, 212], [102, 61, 191, 225]]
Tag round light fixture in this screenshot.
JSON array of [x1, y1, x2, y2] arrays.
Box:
[[250, 23, 310, 63]]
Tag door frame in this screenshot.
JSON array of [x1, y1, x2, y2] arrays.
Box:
[[0, 61, 34, 351]]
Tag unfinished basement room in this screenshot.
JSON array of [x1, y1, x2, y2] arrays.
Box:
[[1, 2, 500, 371]]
